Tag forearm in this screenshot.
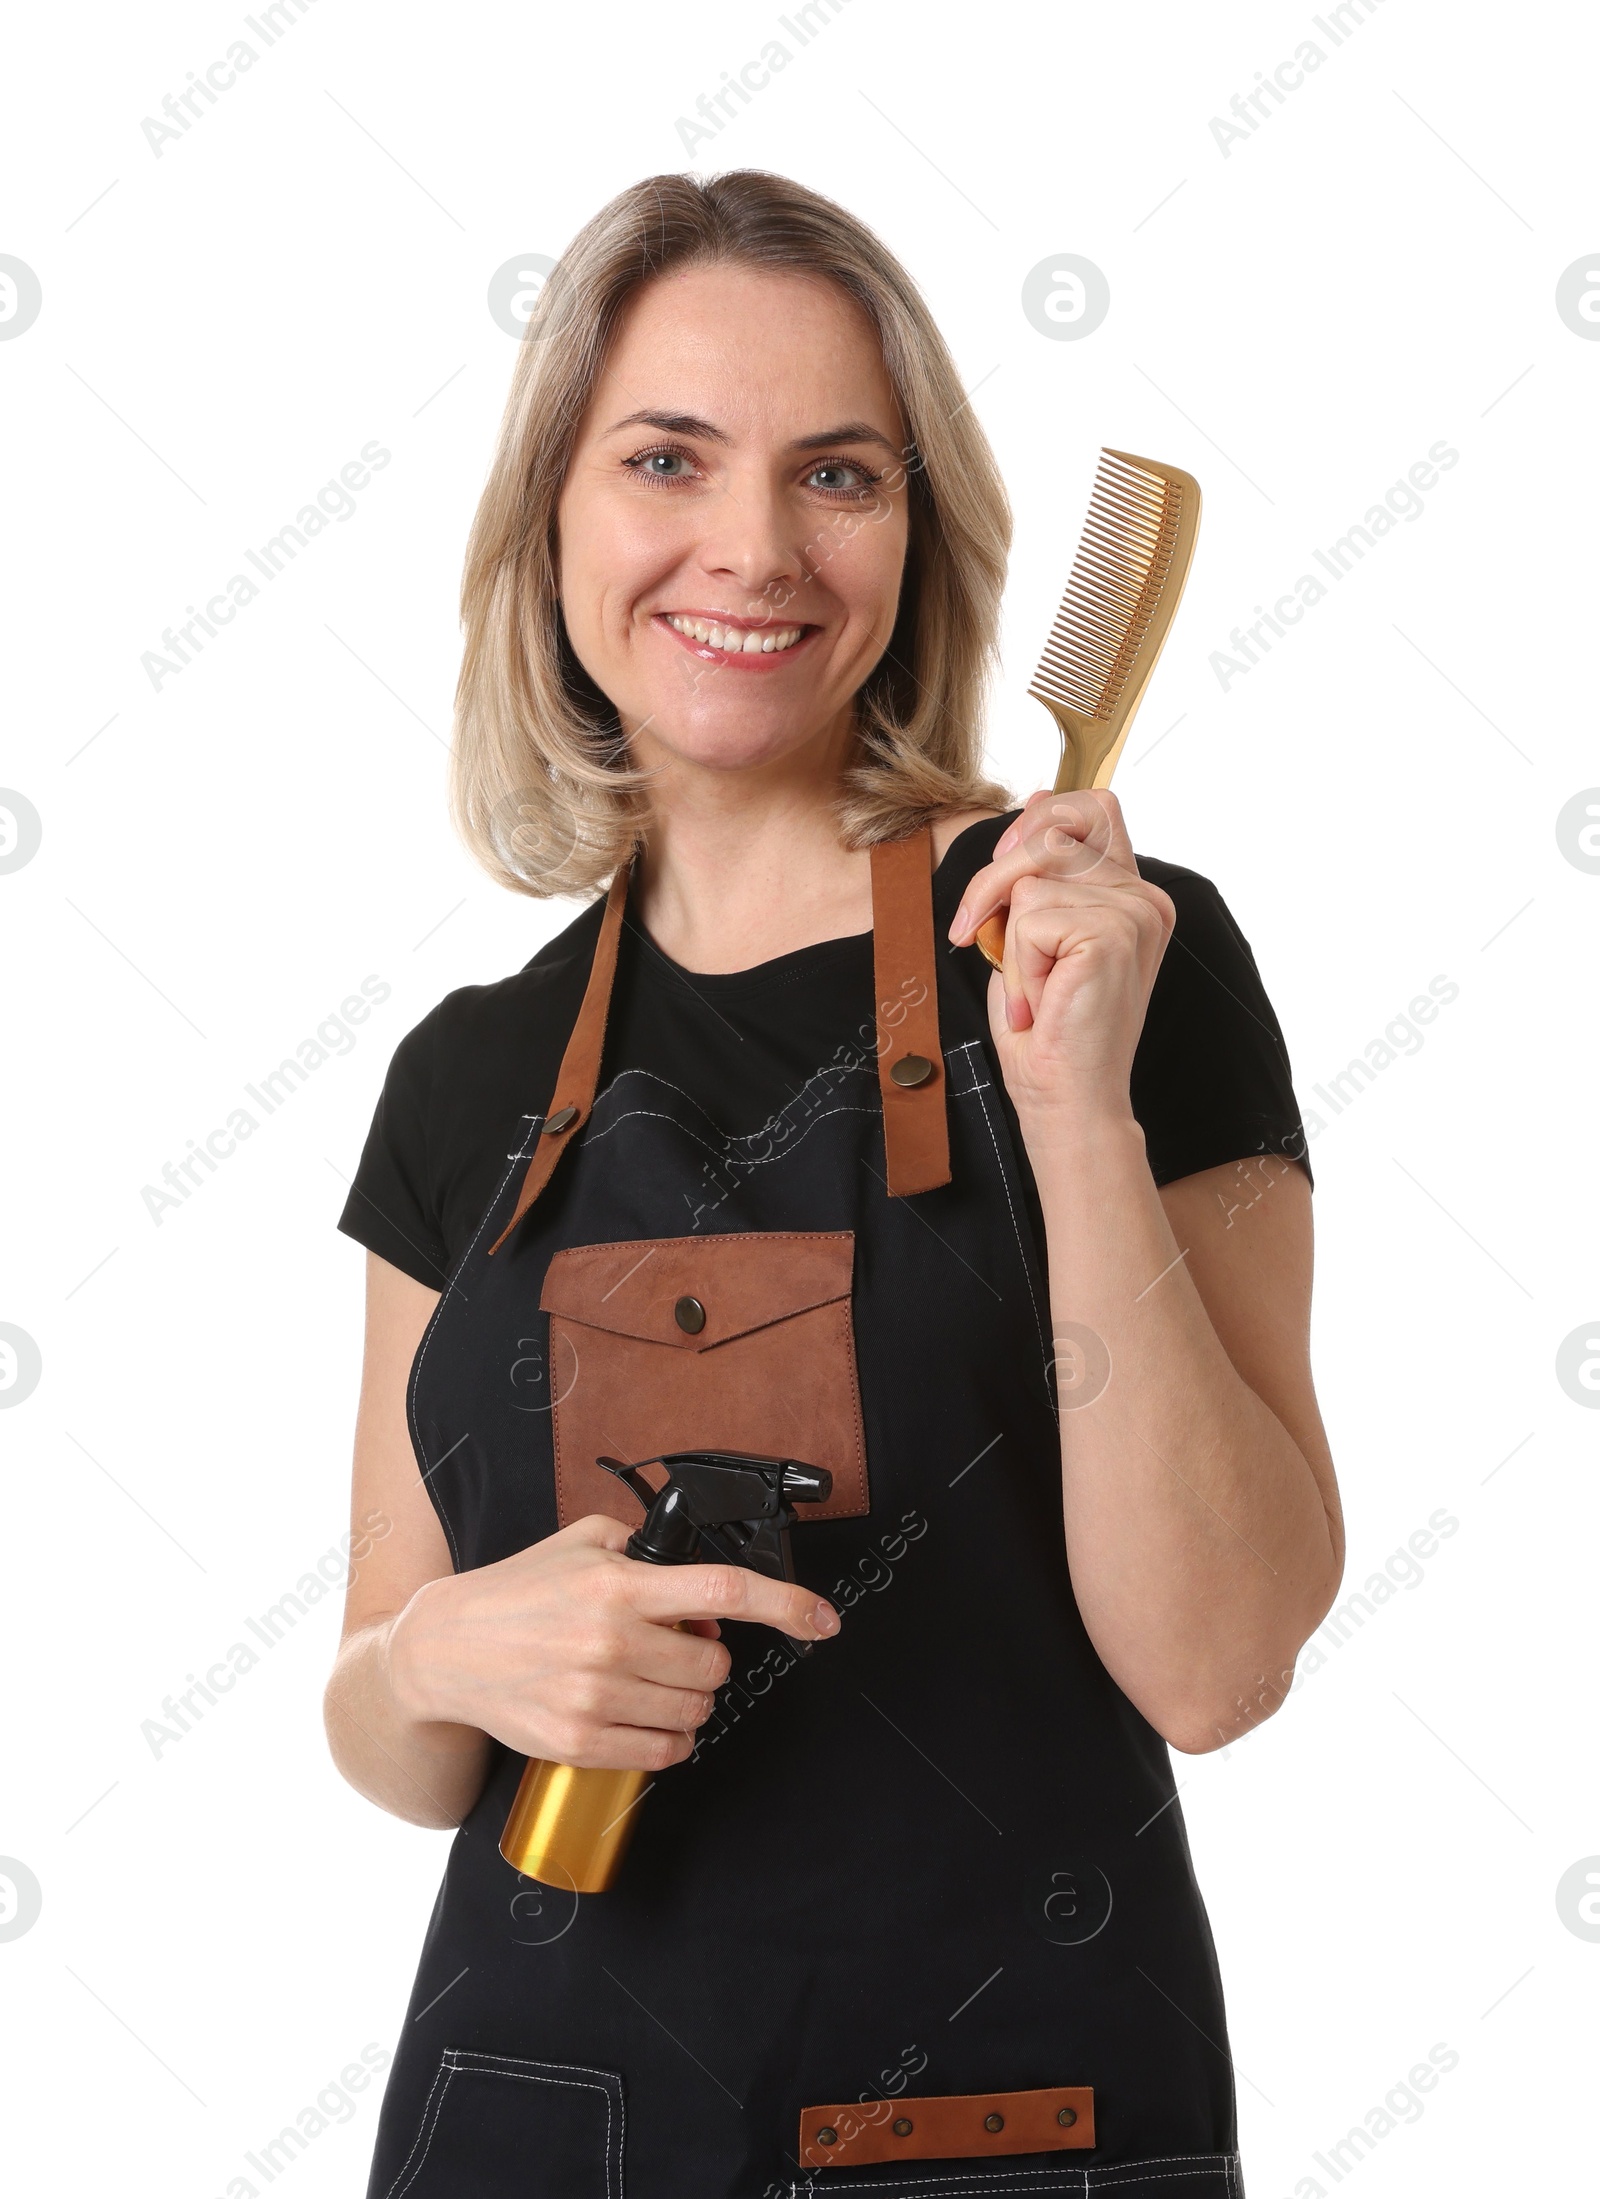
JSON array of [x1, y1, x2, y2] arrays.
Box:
[[1025, 1104, 1340, 1750], [323, 1604, 492, 1830]]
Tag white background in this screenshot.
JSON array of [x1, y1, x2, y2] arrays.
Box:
[[2, 2, 1595, 2193]]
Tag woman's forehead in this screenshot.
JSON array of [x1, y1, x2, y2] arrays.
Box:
[[588, 266, 903, 437]]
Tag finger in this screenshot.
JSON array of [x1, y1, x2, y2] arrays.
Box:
[[962, 813, 1125, 949], [1000, 876, 1154, 1032], [950, 793, 1136, 944], [623, 1560, 840, 1642], [1008, 875, 1177, 971], [1003, 891, 1165, 1038], [626, 1616, 732, 1693], [993, 875, 1160, 925], [557, 1719, 700, 1772], [966, 792, 1063, 944], [1000, 878, 1077, 1033], [596, 1670, 722, 1737], [999, 934, 1033, 1033], [988, 787, 1054, 862], [1033, 789, 1138, 875]]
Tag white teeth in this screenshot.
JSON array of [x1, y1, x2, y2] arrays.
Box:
[[665, 615, 804, 653]]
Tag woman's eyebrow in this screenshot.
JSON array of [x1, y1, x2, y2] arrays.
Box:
[[603, 409, 900, 456]]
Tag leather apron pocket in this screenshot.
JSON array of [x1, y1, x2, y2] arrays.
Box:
[[380, 2048, 625, 2199], [540, 1230, 868, 1530]]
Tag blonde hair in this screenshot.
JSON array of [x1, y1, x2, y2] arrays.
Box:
[[452, 169, 1013, 898]]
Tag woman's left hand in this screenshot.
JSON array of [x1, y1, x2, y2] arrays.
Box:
[[947, 790, 1175, 1123]]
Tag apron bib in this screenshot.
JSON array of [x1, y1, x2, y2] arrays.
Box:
[[366, 830, 1244, 2199]]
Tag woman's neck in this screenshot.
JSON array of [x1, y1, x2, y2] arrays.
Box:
[[630, 793, 1004, 975], [624, 701, 1003, 975], [631, 776, 873, 975]]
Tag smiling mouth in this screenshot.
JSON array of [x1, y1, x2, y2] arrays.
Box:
[[660, 613, 812, 655]]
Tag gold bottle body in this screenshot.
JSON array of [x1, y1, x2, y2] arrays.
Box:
[[498, 1620, 691, 1893], [499, 1756, 651, 1893]]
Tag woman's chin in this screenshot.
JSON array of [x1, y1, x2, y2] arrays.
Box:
[[630, 714, 836, 780]]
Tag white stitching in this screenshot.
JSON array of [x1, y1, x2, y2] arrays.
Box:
[[1092, 2159, 1236, 2171], [404, 1128, 536, 1573], [547, 1041, 1002, 1195], [382, 2047, 625, 2199], [446, 2053, 623, 2199], [965, 1063, 1052, 1399], [1090, 2169, 1235, 2188], [803, 2187, 1084, 2198], [942, 1036, 988, 1098], [443, 2046, 624, 2082], [585, 1057, 880, 1163], [788, 2176, 1082, 2196], [589, 1059, 872, 1133], [586, 1099, 883, 1164], [379, 2055, 455, 2199], [797, 2157, 1239, 2197], [579, 1042, 1018, 1204], [797, 2168, 1080, 2193]]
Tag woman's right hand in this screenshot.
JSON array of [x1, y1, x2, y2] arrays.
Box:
[[386, 1513, 841, 1772]]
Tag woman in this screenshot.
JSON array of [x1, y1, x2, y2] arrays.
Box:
[[326, 169, 1343, 2199]]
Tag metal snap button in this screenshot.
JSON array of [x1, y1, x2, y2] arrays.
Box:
[[543, 1104, 578, 1135], [893, 2118, 913, 2136], [673, 1295, 706, 1335], [1057, 2106, 1077, 2127], [984, 2112, 1005, 2132], [889, 1053, 934, 1088], [816, 2127, 838, 2146]]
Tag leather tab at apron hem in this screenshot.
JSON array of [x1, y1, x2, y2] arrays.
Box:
[[798, 2083, 1094, 2168]]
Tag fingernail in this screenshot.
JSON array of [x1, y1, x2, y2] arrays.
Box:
[[813, 1602, 839, 1635], [948, 905, 969, 941]]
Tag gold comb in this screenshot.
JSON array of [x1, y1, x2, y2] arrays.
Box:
[[976, 448, 1202, 969]]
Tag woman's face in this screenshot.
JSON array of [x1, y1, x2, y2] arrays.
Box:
[[555, 263, 912, 784]]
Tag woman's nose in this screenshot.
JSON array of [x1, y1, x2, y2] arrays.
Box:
[[690, 483, 812, 613]]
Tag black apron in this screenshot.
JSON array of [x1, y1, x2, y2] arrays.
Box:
[[365, 831, 1244, 2199]]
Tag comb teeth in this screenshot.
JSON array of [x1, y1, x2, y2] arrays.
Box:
[[1029, 452, 1184, 722]]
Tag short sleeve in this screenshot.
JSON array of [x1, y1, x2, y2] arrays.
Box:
[[337, 1011, 452, 1290], [1130, 859, 1313, 1192]]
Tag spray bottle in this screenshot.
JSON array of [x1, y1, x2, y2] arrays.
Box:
[[499, 1448, 833, 1892]]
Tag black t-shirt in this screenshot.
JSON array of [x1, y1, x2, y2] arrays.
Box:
[[338, 811, 1310, 1288]]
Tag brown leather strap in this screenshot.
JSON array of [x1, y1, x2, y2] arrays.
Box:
[[489, 828, 950, 1252], [486, 857, 632, 1256], [870, 827, 951, 1197], [799, 2083, 1094, 2168]]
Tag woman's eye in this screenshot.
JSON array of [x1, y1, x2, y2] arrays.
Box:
[[806, 460, 879, 495], [622, 446, 699, 483]]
